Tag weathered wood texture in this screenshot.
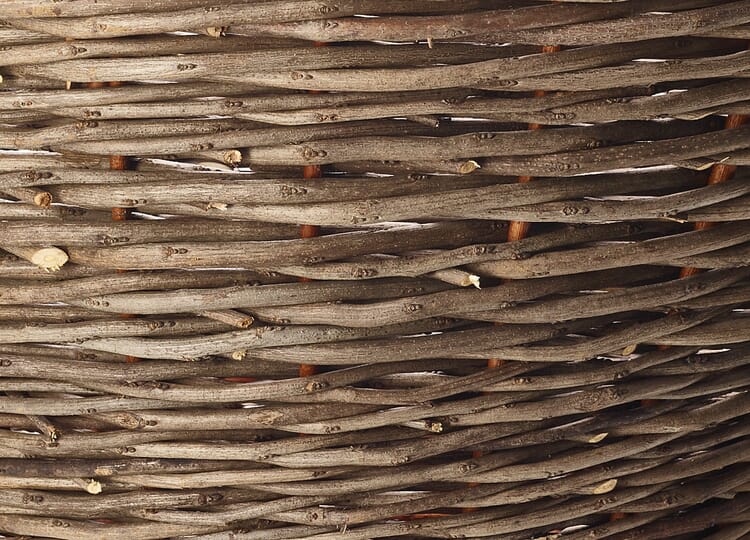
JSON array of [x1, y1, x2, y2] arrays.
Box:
[[0, 1, 748, 539]]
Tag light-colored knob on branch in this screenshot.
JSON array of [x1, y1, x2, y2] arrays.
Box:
[[3, 246, 69, 272]]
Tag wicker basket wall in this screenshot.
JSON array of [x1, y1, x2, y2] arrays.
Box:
[[0, 1, 749, 539]]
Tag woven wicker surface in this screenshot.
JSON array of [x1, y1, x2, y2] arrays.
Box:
[[0, 1, 749, 539]]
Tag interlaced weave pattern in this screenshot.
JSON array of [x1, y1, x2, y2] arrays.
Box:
[[0, 1, 749, 539]]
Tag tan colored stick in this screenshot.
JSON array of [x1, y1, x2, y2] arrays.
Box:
[[199, 310, 255, 329]]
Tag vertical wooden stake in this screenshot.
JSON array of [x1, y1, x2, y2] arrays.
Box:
[[679, 114, 748, 278], [464, 41, 562, 516], [491, 44, 561, 369], [297, 42, 328, 379], [99, 80, 140, 363], [613, 36, 748, 520]]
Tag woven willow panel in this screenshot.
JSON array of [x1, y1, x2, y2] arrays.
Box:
[[0, 1, 749, 539]]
